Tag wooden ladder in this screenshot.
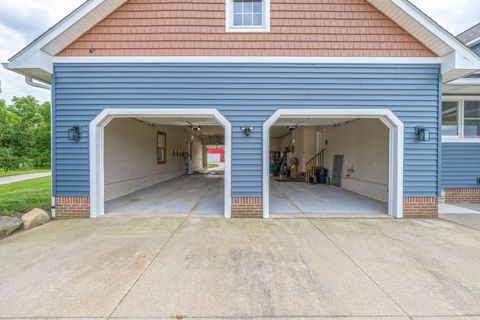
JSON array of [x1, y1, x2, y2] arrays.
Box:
[[305, 148, 326, 183]]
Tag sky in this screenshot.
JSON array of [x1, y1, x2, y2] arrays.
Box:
[[0, 0, 480, 104]]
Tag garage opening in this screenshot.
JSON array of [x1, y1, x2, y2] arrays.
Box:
[[263, 110, 404, 219], [89, 109, 232, 219]]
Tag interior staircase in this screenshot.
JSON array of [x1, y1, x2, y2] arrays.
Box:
[[305, 148, 326, 183]]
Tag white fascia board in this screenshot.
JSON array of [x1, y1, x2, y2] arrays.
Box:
[[9, 0, 108, 63], [375, 0, 480, 80], [52, 56, 442, 64], [3, 0, 124, 83]]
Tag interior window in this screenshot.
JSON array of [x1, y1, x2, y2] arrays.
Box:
[[442, 101, 459, 136], [464, 101, 480, 138], [233, 0, 263, 27], [157, 131, 167, 164]]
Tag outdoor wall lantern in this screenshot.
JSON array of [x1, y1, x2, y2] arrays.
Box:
[[415, 126, 430, 142], [68, 126, 81, 141], [240, 125, 254, 136]]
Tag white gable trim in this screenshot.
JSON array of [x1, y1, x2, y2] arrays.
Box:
[[367, 0, 480, 82]]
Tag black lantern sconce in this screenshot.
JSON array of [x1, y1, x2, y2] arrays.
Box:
[[240, 125, 254, 136], [415, 126, 430, 142], [68, 126, 81, 141]]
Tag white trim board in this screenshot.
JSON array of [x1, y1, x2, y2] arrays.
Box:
[[52, 56, 442, 64], [89, 108, 232, 219], [262, 109, 404, 219]]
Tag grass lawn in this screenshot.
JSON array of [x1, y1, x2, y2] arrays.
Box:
[[0, 176, 51, 216], [0, 167, 51, 177], [207, 163, 219, 169]]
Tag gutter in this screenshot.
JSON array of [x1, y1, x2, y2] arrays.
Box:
[[25, 75, 51, 90]]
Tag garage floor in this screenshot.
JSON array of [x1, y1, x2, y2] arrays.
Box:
[[105, 174, 224, 217], [270, 178, 388, 217]]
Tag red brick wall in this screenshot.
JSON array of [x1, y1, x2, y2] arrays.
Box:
[[403, 197, 438, 218], [55, 196, 90, 219], [58, 0, 434, 57], [231, 197, 263, 218], [444, 188, 480, 204]]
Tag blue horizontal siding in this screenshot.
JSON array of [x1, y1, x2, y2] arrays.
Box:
[[53, 63, 440, 198], [441, 143, 480, 188]]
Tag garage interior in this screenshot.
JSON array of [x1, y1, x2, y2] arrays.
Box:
[[104, 116, 225, 217], [269, 117, 389, 217]]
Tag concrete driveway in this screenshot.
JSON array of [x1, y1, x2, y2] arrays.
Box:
[[0, 217, 479, 319]]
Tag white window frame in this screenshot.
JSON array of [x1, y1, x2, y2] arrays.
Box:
[[442, 96, 480, 143], [225, 0, 270, 33]]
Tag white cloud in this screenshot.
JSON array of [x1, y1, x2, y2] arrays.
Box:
[[0, 0, 479, 104], [410, 0, 480, 35]]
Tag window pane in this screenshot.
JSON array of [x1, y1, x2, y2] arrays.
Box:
[[243, 1, 253, 13], [465, 101, 480, 118], [464, 120, 480, 137], [442, 101, 458, 136], [252, 0, 262, 13], [233, 13, 242, 26], [157, 134, 164, 147], [243, 14, 253, 25], [233, 0, 242, 13], [157, 149, 164, 162], [252, 13, 262, 25]]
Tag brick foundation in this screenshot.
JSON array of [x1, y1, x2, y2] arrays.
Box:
[[55, 196, 90, 219], [403, 197, 438, 218], [444, 188, 480, 204], [231, 197, 263, 218]]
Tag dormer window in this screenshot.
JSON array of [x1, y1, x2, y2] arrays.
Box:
[[226, 0, 270, 32]]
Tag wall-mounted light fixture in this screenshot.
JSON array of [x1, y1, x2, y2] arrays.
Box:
[[240, 125, 254, 136], [68, 126, 81, 141], [415, 126, 430, 142]]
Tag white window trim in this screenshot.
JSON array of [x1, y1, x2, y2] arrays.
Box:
[[225, 0, 270, 33], [442, 96, 480, 143]]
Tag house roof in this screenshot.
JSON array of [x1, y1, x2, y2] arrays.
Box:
[[458, 23, 480, 45], [3, 0, 480, 84]]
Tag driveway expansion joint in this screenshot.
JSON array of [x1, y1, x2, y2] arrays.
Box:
[[307, 218, 414, 320]]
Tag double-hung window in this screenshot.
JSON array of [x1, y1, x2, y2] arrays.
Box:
[[442, 98, 480, 141], [226, 0, 270, 32]]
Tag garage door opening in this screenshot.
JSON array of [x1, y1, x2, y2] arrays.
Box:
[[89, 109, 232, 219], [263, 109, 404, 219]]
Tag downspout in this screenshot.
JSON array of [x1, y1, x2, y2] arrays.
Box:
[[25, 75, 51, 90], [24, 75, 54, 216]]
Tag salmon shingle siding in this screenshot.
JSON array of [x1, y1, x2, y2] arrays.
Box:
[[58, 0, 435, 57]]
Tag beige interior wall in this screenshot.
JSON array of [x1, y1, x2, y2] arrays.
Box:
[[191, 137, 203, 170], [280, 133, 292, 151], [104, 118, 194, 201], [323, 119, 389, 202], [270, 138, 281, 152]]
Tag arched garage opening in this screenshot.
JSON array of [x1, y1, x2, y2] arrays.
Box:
[[89, 109, 232, 218], [263, 109, 403, 219]]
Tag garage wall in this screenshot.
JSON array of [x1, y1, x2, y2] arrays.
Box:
[[104, 118, 188, 201], [269, 138, 281, 152], [53, 63, 440, 198], [191, 138, 203, 170], [324, 119, 389, 202]]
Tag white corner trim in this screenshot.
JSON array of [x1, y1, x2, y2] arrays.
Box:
[[89, 108, 232, 219], [52, 56, 442, 64], [225, 0, 270, 33], [262, 109, 404, 219]]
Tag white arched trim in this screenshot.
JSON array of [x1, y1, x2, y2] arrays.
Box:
[[262, 109, 404, 219], [89, 108, 232, 218]]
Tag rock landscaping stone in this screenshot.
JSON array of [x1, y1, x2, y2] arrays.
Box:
[[21, 208, 50, 230], [0, 216, 22, 238]]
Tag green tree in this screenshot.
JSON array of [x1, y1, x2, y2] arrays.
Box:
[[0, 97, 51, 172]]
